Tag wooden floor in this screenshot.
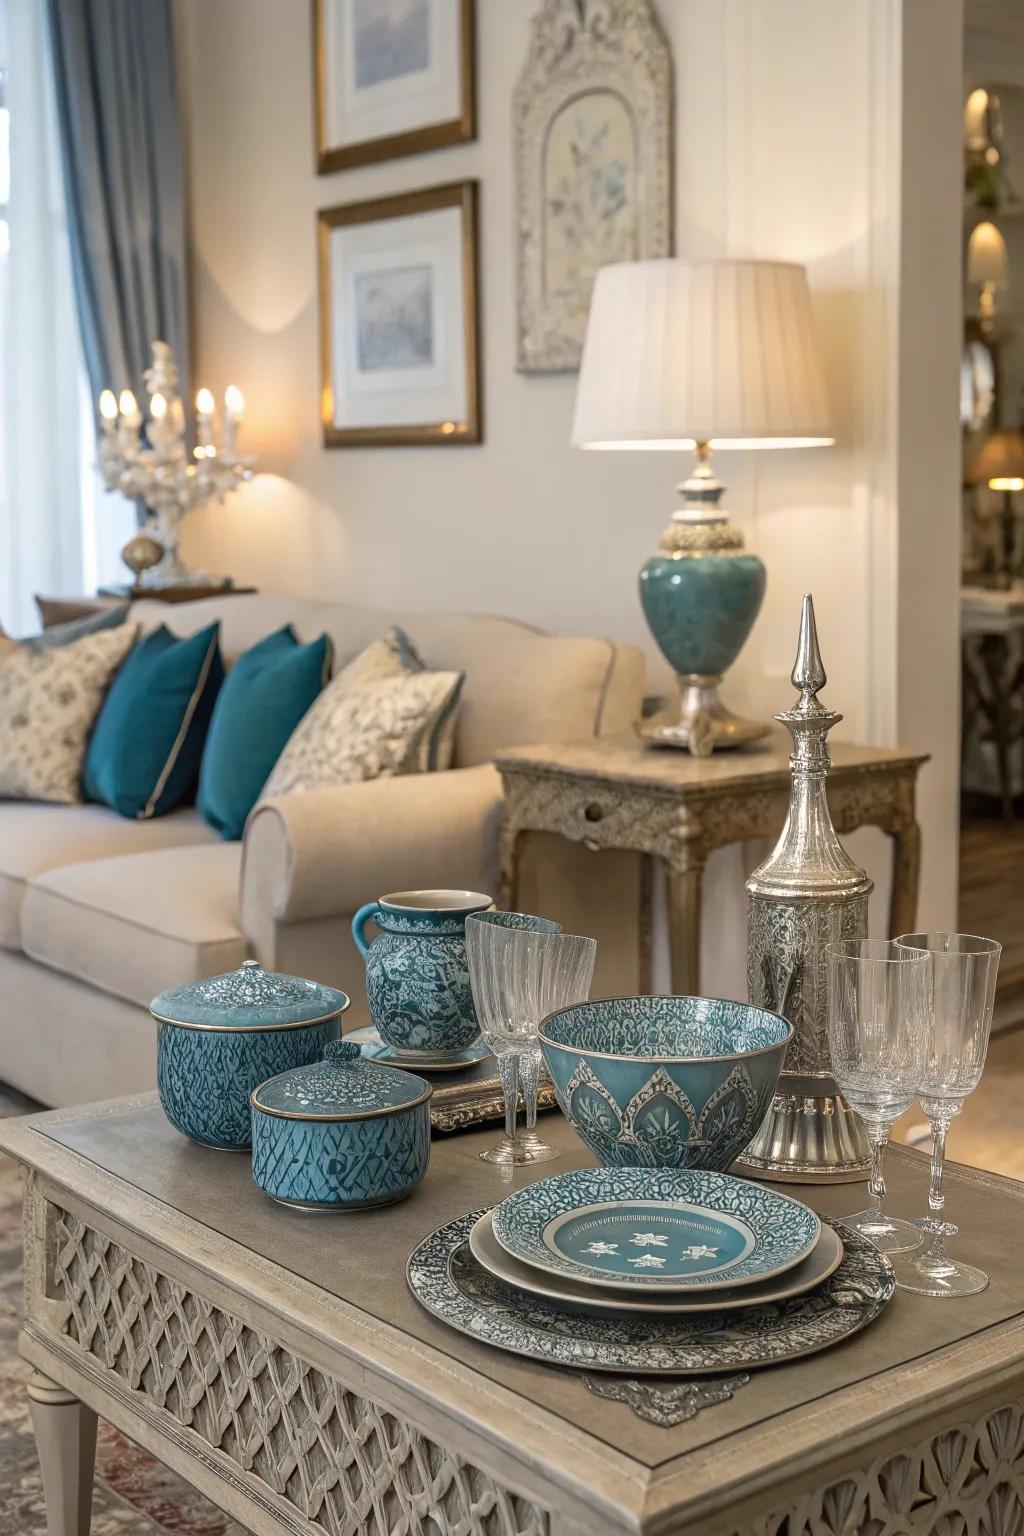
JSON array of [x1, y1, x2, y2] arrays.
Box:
[[959, 817, 1024, 1029]]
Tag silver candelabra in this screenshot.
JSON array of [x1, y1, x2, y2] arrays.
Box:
[[97, 342, 255, 584]]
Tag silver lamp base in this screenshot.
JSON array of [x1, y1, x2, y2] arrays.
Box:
[[638, 675, 770, 757], [733, 1077, 871, 1184]]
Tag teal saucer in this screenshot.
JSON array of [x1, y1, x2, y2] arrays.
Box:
[[346, 1025, 491, 1074]]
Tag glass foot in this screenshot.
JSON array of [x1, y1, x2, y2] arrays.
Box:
[[516, 1130, 560, 1164], [479, 1136, 556, 1166], [914, 1216, 959, 1238], [842, 1209, 923, 1255], [896, 1252, 989, 1297]]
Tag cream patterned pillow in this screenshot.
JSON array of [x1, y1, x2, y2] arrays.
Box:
[[0, 624, 138, 803], [261, 632, 464, 801]]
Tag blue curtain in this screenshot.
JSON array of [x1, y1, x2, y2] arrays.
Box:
[[44, 0, 190, 407]]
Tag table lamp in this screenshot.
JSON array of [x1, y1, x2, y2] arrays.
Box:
[[572, 258, 834, 755], [966, 429, 1024, 587]]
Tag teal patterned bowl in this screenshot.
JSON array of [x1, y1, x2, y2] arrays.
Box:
[[250, 1040, 431, 1210], [538, 996, 792, 1171], [152, 960, 349, 1151]]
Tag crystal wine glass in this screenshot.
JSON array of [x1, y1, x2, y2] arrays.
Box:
[[827, 938, 931, 1254], [466, 911, 596, 1166], [894, 932, 1001, 1297]]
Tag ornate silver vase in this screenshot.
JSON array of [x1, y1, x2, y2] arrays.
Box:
[[736, 595, 872, 1182]]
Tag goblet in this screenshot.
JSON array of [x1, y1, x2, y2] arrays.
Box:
[[895, 932, 1001, 1298], [827, 939, 931, 1254], [466, 911, 596, 1166]]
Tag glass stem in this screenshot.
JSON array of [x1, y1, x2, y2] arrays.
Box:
[[497, 1052, 520, 1146], [866, 1125, 888, 1211], [928, 1116, 949, 1217], [520, 1051, 540, 1133]]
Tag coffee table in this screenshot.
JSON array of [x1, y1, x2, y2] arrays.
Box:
[[3, 1097, 1023, 1536]]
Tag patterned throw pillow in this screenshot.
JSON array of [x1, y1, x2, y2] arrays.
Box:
[[261, 629, 464, 802], [0, 624, 139, 803]]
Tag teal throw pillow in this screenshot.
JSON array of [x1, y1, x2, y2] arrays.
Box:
[[83, 622, 223, 819], [197, 626, 332, 840]]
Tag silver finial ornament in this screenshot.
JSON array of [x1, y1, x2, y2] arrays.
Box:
[[736, 594, 872, 1182]]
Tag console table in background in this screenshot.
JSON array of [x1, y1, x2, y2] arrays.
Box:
[[35, 584, 257, 629], [961, 585, 1024, 820], [496, 733, 927, 996]]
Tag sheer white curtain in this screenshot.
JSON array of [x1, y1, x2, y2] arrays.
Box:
[[0, 0, 131, 635]]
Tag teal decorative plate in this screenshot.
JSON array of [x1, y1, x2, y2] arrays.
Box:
[[469, 1212, 843, 1316], [347, 1026, 491, 1074], [406, 1213, 894, 1376], [491, 1168, 820, 1292]]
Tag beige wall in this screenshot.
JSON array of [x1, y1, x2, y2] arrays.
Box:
[[178, 0, 963, 987]]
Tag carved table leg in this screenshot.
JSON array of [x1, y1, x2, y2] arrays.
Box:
[[888, 818, 922, 938], [667, 857, 704, 996], [27, 1371, 97, 1536]]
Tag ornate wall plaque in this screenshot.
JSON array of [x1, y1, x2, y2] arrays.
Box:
[[514, 0, 673, 373]]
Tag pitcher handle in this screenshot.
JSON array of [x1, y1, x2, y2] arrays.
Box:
[[352, 902, 379, 959]]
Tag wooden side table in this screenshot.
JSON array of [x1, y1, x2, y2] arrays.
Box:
[[496, 733, 927, 995], [35, 584, 257, 630]]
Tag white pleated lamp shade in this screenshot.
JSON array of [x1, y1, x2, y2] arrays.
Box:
[[572, 259, 834, 450]]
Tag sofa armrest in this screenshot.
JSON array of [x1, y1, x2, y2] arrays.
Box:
[[239, 765, 504, 940]]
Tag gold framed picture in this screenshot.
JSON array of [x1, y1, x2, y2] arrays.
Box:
[[314, 0, 476, 174], [318, 180, 481, 447]]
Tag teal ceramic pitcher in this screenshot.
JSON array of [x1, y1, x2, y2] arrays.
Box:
[[352, 889, 493, 1059]]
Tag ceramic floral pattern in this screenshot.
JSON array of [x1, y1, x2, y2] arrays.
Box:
[[491, 1168, 819, 1291], [407, 1214, 894, 1375], [363, 928, 481, 1056], [157, 1019, 335, 1149], [542, 995, 790, 1057], [251, 1101, 430, 1208], [565, 1058, 760, 1169]]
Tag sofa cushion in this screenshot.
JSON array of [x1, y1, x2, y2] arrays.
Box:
[[0, 623, 138, 803], [21, 842, 246, 1008], [198, 626, 333, 839], [0, 802, 219, 951], [83, 622, 223, 819]]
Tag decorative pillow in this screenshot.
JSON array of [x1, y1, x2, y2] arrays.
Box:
[[330, 626, 460, 771], [261, 632, 464, 802], [198, 626, 332, 840], [83, 622, 224, 819], [0, 624, 138, 804]]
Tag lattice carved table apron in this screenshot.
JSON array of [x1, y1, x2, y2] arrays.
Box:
[[495, 733, 927, 995], [3, 1097, 1024, 1536]]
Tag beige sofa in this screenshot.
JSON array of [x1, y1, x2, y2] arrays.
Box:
[[0, 593, 644, 1107]]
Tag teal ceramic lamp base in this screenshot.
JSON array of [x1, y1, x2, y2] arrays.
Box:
[[638, 447, 768, 758]]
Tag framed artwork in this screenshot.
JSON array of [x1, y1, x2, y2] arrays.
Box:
[[318, 180, 481, 447], [314, 0, 476, 173], [514, 0, 673, 373]]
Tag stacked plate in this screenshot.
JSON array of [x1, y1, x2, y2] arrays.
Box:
[[407, 1167, 896, 1376]]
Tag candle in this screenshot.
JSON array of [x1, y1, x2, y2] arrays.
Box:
[[195, 387, 214, 450], [223, 385, 244, 456], [99, 389, 118, 432], [150, 392, 167, 420]]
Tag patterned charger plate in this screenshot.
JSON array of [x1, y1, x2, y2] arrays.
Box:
[[469, 1211, 844, 1316], [407, 1212, 893, 1376], [347, 1026, 492, 1073], [491, 1167, 820, 1292]]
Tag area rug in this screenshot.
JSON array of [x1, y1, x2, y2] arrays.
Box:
[[0, 1086, 247, 1536]]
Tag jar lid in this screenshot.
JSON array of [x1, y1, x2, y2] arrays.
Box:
[[150, 960, 350, 1033], [251, 1040, 431, 1121]]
